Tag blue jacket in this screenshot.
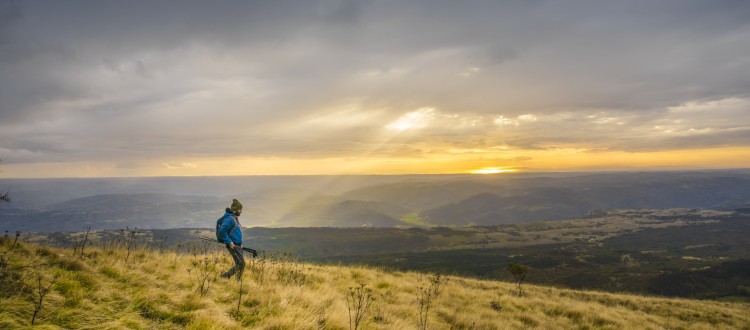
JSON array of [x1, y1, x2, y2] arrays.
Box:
[[216, 211, 242, 247]]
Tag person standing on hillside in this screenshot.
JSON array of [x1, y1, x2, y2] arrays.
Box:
[[216, 199, 245, 280]]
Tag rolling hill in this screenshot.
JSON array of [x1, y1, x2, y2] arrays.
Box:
[[4, 171, 750, 231], [421, 188, 598, 226], [1, 237, 748, 329]]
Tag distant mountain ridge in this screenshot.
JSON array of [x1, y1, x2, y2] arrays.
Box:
[[280, 199, 407, 227], [422, 188, 597, 226], [2, 171, 750, 231]]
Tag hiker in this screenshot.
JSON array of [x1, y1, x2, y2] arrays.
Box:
[[216, 199, 245, 279]]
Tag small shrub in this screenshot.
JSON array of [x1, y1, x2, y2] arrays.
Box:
[[26, 273, 58, 325], [249, 256, 268, 285], [72, 227, 91, 257], [414, 273, 450, 329], [416, 285, 433, 330], [347, 283, 373, 330], [188, 255, 218, 297], [507, 263, 529, 296], [276, 260, 308, 286], [429, 273, 449, 298], [490, 300, 503, 311], [122, 228, 139, 262]]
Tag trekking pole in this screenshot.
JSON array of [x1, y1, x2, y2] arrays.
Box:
[[198, 236, 258, 257]]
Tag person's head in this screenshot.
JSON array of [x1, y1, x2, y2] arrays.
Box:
[[230, 199, 243, 216]]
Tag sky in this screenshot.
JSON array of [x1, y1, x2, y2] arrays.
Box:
[[1, 0, 750, 178]]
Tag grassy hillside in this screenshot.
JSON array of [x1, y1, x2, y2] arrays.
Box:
[[1, 237, 748, 329], [22, 209, 750, 301]]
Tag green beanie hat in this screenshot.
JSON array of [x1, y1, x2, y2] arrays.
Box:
[[230, 199, 243, 214]]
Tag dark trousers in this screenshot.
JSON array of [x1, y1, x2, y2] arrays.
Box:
[[222, 245, 245, 279]]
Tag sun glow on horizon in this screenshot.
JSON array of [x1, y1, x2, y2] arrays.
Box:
[[3, 146, 750, 178], [470, 167, 518, 174]]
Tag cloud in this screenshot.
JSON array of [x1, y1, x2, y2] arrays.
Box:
[[0, 0, 749, 174], [162, 162, 198, 169], [386, 107, 436, 131]]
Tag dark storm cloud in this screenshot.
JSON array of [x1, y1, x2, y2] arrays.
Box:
[[0, 0, 21, 42], [1, 0, 749, 168]]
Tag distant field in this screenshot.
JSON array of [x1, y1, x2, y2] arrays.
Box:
[[28, 208, 735, 252]]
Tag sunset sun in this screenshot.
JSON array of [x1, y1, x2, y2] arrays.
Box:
[[470, 167, 518, 174]]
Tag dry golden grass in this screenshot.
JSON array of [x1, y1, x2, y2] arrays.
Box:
[[1, 239, 748, 329]]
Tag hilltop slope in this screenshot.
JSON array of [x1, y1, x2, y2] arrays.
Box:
[[1, 238, 748, 329]]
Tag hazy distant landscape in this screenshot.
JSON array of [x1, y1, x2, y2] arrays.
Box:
[[4, 171, 750, 302], [3, 170, 750, 231]]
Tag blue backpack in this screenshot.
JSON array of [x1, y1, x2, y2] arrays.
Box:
[[215, 209, 237, 242]]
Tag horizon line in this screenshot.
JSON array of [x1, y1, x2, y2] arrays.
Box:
[[2, 167, 749, 180]]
